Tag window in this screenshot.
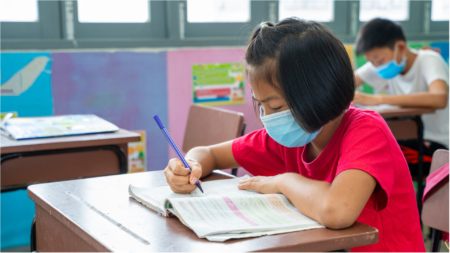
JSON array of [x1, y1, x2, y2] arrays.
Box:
[[431, 0, 449, 21], [0, 0, 38, 22], [279, 0, 334, 22], [359, 0, 409, 22], [187, 0, 250, 23], [77, 0, 150, 23]]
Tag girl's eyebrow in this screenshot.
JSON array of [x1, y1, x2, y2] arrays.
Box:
[[252, 95, 280, 103]]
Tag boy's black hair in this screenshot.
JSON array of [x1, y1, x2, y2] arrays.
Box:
[[245, 18, 354, 133], [355, 18, 406, 55]]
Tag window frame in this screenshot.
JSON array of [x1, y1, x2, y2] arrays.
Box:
[[0, 1, 62, 40], [71, 0, 167, 39], [182, 0, 266, 40], [0, 0, 448, 50]]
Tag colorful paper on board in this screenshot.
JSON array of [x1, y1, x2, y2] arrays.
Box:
[[128, 130, 147, 173], [192, 63, 245, 106]]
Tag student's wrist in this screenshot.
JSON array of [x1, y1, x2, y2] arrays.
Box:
[[374, 94, 387, 105], [275, 173, 289, 194], [186, 158, 199, 164]]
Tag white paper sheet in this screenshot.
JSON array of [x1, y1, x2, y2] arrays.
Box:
[[169, 194, 324, 240], [129, 175, 254, 216]]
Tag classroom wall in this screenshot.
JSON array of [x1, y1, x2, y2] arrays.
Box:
[[51, 51, 169, 171], [167, 48, 262, 167]]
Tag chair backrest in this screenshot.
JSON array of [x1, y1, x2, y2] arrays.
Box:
[[182, 105, 244, 153], [386, 119, 418, 140], [422, 149, 449, 233]]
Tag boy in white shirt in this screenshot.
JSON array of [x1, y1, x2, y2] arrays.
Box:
[[353, 18, 449, 175]]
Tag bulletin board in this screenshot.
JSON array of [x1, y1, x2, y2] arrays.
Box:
[[192, 63, 245, 106]]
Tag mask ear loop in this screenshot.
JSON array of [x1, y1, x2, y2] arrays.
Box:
[[393, 41, 407, 65], [393, 42, 399, 64]]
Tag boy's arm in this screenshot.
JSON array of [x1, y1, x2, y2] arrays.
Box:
[[354, 74, 365, 87], [353, 79, 448, 109]]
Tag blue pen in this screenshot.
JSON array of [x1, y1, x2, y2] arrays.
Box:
[[153, 115, 204, 193]]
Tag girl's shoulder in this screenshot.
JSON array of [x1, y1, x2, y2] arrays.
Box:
[[345, 107, 389, 130], [340, 107, 395, 146]]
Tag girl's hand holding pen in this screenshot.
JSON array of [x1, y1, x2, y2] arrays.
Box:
[[164, 158, 203, 194]]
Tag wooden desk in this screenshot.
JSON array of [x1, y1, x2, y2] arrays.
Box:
[[371, 107, 435, 118], [358, 106, 436, 216], [28, 171, 379, 252], [1, 129, 140, 192]]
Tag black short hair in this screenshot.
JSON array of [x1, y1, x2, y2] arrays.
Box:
[[355, 18, 406, 55], [245, 18, 355, 133]]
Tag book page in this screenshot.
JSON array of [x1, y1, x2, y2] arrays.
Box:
[[168, 194, 323, 239], [205, 225, 324, 242], [129, 175, 255, 216]]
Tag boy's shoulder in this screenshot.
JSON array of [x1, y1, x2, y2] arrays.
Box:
[[417, 48, 444, 58], [416, 49, 448, 66]]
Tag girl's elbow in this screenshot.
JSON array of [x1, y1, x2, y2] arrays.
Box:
[[319, 202, 356, 230]]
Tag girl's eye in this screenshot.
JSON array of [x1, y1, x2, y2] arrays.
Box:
[[271, 106, 282, 111]]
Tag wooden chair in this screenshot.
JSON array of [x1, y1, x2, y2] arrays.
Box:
[[182, 104, 245, 176], [422, 149, 449, 251], [385, 118, 426, 214]]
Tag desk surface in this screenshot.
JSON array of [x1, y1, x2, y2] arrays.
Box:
[[360, 106, 436, 119], [28, 171, 378, 252], [1, 129, 141, 154]]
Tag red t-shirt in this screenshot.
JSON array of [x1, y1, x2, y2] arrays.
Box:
[[232, 107, 425, 252]]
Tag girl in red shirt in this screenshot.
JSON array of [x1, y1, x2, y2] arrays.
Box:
[[163, 18, 425, 252]]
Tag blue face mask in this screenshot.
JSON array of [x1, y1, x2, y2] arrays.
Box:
[[375, 44, 406, 79], [260, 107, 320, 148]]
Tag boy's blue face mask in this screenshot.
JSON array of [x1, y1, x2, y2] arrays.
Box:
[[260, 107, 320, 148], [375, 43, 406, 79]]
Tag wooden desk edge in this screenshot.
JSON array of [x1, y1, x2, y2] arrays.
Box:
[[28, 187, 113, 252], [374, 108, 436, 119], [1, 129, 141, 154], [256, 224, 379, 252]]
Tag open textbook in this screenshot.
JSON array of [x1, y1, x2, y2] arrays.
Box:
[[129, 176, 324, 241]]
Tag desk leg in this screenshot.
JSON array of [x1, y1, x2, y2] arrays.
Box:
[[431, 229, 442, 252], [31, 216, 36, 252], [415, 116, 424, 216]]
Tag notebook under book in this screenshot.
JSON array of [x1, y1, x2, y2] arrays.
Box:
[[129, 175, 324, 242], [1, 114, 119, 140]]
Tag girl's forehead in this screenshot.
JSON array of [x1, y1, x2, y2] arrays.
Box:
[[245, 61, 279, 91], [250, 78, 282, 101]]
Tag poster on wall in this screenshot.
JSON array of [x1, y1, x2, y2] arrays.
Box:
[[192, 63, 245, 106], [128, 130, 147, 173], [1, 53, 53, 117]]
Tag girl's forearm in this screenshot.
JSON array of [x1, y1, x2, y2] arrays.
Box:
[[186, 147, 217, 178], [277, 173, 331, 225], [277, 170, 376, 229]]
